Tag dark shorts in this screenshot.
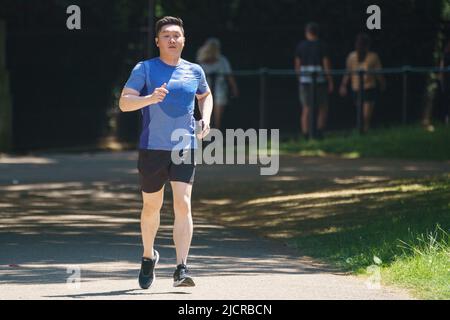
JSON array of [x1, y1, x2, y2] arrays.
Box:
[[299, 83, 329, 108], [352, 88, 379, 105], [137, 149, 196, 193]]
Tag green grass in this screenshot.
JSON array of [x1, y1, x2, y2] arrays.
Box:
[[290, 177, 450, 299], [383, 226, 450, 299], [281, 124, 450, 161]]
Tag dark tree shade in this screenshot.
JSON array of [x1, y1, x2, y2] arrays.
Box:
[[0, 0, 445, 150]]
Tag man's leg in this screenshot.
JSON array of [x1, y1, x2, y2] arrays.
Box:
[[170, 181, 195, 287], [299, 84, 310, 138], [170, 181, 193, 265], [363, 102, 374, 133], [141, 187, 164, 259], [301, 105, 310, 136], [317, 105, 328, 132], [317, 84, 329, 138], [138, 187, 164, 289]]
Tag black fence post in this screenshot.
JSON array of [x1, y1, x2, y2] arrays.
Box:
[[259, 68, 267, 129], [310, 71, 317, 140], [357, 70, 365, 134], [402, 66, 410, 125]]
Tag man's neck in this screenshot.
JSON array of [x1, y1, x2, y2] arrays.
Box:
[[159, 54, 181, 66]]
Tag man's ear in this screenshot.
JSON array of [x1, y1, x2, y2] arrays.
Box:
[[155, 37, 159, 47]]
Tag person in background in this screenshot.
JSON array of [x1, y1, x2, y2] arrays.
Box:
[[197, 38, 239, 130], [294, 22, 334, 140], [340, 33, 385, 133]]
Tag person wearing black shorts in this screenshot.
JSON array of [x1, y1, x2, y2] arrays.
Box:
[[340, 33, 385, 133], [294, 22, 334, 140], [119, 16, 212, 289]]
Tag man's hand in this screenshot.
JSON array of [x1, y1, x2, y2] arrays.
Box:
[[196, 91, 213, 139], [196, 118, 211, 139], [148, 83, 169, 104]]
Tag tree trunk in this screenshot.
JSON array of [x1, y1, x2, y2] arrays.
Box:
[[0, 19, 12, 152]]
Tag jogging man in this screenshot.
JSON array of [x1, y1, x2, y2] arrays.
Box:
[[119, 16, 212, 289]]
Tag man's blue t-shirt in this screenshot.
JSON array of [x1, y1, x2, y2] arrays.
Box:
[[124, 57, 210, 150]]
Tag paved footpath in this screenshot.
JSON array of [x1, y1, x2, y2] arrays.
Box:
[[1, 151, 448, 299]]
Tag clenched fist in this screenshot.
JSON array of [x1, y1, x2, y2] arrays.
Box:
[[149, 83, 169, 104]]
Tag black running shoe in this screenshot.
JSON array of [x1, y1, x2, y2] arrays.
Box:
[[173, 264, 195, 287], [138, 250, 159, 289]]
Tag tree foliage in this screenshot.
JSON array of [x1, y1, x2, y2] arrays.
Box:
[[0, 0, 445, 149]]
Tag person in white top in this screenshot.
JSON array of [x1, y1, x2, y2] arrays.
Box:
[[197, 38, 239, 130]]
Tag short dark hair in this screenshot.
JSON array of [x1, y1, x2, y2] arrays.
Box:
[[305, 22, 320, 37], [155, 16, 184, 36]]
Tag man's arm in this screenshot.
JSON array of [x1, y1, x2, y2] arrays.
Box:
[[323, 57, 334, 93], [340, 54, 352, 96], [119, 84, 168, 112], [294, 57, 302, 77], [196, 91, 213, 138], [227, 75, 239, 97]]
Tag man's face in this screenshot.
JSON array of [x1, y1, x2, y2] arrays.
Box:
[[156, 24, 185, 56], [305, 31, 317, 41]]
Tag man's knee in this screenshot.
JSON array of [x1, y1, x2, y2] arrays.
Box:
[[173, 196, 191, 215], [142, 200, 162, 216]]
